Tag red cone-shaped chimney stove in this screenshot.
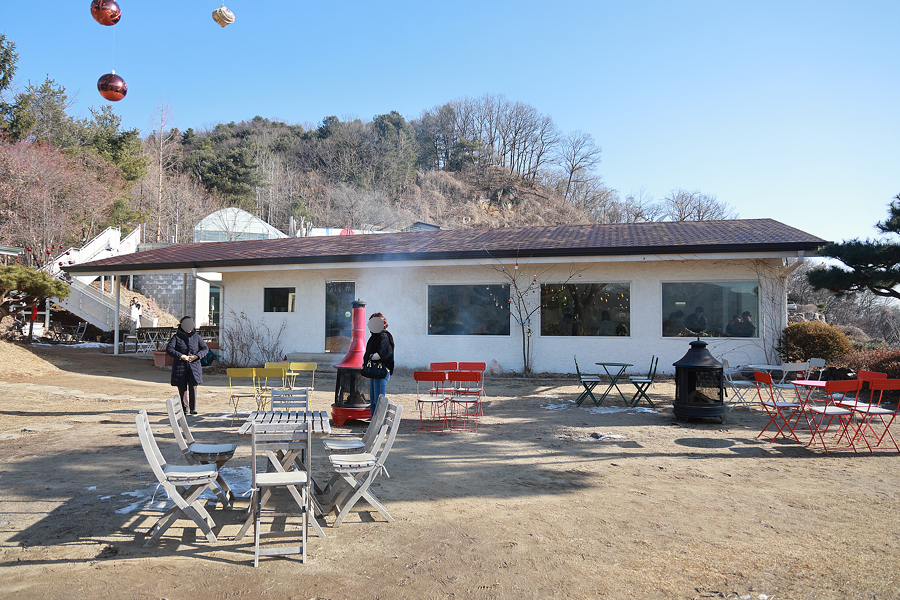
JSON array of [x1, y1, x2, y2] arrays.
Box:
[[334, 299, 367, 369], [332, 299, 371, 425]]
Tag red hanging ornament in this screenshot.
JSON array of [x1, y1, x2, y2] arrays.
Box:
[[26, 247, 31, 252], [91, 0, 122, 26], [59, 262, 63, 266], [45, 249, 51, 254], [65, 251, 70, 255], [97, 71, 127, 101]]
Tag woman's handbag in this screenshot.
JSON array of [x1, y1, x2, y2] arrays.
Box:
[[360, 360, 388, 379]]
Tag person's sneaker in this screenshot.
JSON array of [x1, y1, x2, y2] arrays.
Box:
[[190, 410, 198, 415]]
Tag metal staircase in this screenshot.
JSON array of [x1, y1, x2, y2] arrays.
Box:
[[45, 226, 143, 331]]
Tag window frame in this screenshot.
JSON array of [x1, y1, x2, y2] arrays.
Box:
[[660, 280, 760, 339], [263, 286, 296, 313], [426, 283, 511, 336], [539, 281, 632, 338]]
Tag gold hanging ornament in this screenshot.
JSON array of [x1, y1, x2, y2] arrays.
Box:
[[212, 4, 235, 27]]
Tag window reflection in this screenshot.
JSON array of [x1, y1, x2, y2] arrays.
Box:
[[662, 282, 758, 337], [541, 283, 630, 337]]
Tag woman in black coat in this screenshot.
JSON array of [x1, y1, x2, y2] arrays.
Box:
[[166, 316, 209, 415], [363, 312, 394, 416]]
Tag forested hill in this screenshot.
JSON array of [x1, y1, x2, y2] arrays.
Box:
[[2, 30, 733, 263]]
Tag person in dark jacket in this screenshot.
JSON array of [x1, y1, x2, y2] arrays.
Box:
[[166, 316, 209, 415], [363, 312, 394, 416]]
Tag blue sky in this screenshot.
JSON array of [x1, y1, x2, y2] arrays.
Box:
[[2, 1, 898, 245]]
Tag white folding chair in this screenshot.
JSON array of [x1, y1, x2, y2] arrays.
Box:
[[320, 402, 403, 527], [270, 388, 310, 411], [323, 395, 390, 453], [239, 421, 312, 567], [722, 359, 755, 411], [165, 397, 236, 508], [134, 409, 219, 547]]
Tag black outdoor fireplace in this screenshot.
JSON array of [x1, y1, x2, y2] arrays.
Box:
[[673, 339, 726, 424], [332, 299, 371, 426]]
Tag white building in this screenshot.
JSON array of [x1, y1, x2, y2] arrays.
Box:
[[65, 219, 826, 374]]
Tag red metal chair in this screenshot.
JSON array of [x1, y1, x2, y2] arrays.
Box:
[[837, 370, 888, 410], [805, 379, 864, 455], [415, 371, 448, 433], [848, 378, 900, 452], [458, 362, 487, 401], [429, 362, 457, 395], [754, 371, 802, 443], [447, 371, 483, 432]]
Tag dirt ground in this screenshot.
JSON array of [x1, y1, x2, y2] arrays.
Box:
[[0, 342, 898, 600]]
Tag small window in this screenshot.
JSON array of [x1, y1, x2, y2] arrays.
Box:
[[264, 287, 295, 313], [541, 283, 631, 336], [428, 284, 510, 335], [662, 282, 758, 338]]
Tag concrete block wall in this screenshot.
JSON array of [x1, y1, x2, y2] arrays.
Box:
[[135, 274, 196, 318]]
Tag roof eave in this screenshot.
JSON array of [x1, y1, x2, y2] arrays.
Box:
[[61, 241, 826, 275]]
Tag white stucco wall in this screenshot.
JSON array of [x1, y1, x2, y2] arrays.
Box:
[[215, 255, 787, 375]]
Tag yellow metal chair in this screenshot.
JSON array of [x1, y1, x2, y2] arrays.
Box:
[[254, 367, 287, 411], [227, 368, 257, 425], [288, 362, 317, 391], [265, 361, 292, 386]]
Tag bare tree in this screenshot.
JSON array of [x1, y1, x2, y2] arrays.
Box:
[[146, 102, 182, 242], [662, 188, 737, 221], [555, 130, 602, 203]]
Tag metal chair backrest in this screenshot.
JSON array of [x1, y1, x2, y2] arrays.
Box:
[[823, 379, 863, 404], [255, 367, 286, 390], [415, 370, 446, 397], [867, 379, 900, 412], [808, 358, 826, 379], [778, 362, 810, 384], [265, 361, 291, 373], [458, 362, 486, 373], [289, 362, 317, 389], [430, 362, 457, 372]]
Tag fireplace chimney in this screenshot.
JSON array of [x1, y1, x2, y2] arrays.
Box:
[[332, 299, 371, 425]]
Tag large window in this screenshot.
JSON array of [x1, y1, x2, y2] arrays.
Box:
[[541, 283, 631, 336], [264, 287, 295, 313], [428, 285, 510, 335], [662, 282, 758, 338]]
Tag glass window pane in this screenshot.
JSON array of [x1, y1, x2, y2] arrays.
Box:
[[264, 287, 295, 313], [428, 285, 510, 335], [325, 282, 355, 353], [662, 282, 758, 338], [541, 283, 631, 336]]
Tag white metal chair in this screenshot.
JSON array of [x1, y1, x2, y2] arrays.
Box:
[[270, 388, 310, 411], [808, 358, 826, 380], [240, 421, 312, 567], [320, 402, 403, 527], [134, 409, 219, 547], [165, 397, 236, 508], [722, 359, 755, 411]]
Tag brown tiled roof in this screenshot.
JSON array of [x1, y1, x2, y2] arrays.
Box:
[[64, 219, 827, 274]]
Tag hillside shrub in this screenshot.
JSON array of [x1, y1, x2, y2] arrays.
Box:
[[776, 321, 853, 362]]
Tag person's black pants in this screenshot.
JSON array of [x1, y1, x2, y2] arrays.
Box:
[[178, 371, 199, 413]]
